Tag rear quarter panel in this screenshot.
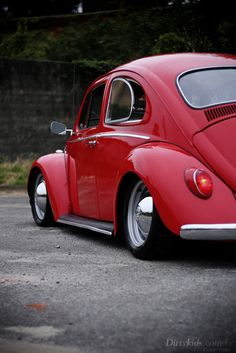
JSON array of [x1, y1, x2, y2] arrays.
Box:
[[116, 142, 236, 235]]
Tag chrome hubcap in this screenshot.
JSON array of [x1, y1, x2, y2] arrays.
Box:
[[34, 174, 47, 220], [127, 181, 153, 247]]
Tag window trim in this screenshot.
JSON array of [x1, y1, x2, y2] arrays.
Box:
[[105, 78, 135, 124], [176, 66, 236, 109], [79, 83, 105, 130]]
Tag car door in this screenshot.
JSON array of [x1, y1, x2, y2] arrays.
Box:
[[93, 75, 149, 221], [67, 83, 106, 219]]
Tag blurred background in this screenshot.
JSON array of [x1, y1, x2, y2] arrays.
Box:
[[0, 0, 235, 187]]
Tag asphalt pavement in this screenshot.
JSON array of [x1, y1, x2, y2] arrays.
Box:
[[0, 192, 236, 353]]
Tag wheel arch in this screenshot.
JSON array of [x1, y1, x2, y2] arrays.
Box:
[[114, 169, 171, 238], [28, 153, 71, 220], [114, 171, 139, 237], [28, 166, 41, 196]]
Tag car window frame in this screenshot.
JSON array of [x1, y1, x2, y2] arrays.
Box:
[[78, 83, 106, 130], [177, 66, 236, 109], [105, 77, 138, 124]]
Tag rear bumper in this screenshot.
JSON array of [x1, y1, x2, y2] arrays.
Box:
[[180, 224, 236, 241]]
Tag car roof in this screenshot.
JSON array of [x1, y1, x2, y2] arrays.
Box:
[[111, 53, 236, 81]]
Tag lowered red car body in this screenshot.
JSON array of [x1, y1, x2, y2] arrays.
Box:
[[28, 53, 236, 259]]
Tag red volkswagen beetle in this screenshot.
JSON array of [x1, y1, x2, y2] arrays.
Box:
[[28, 53, 236, 259]]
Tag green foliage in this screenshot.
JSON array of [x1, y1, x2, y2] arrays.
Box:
[[0, 19, 54, 59], [74, 59, 117, 80], [152, 32, 191, 54], [44, 7, 196, 64], [217, 20, 236, 53], [0, 158, 33, 187], [0, 3, 235, 69], [45, 12, 149, 63], [71, 59, 118, 87]]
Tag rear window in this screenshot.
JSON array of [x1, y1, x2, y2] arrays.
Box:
[[178, 68, 236, 108]]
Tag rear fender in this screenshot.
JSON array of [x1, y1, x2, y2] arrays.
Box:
[[115, 142, 236, 235], [28, 153, 70, 220]]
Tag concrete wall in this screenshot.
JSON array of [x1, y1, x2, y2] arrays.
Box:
[[0, 59, 87, 160]]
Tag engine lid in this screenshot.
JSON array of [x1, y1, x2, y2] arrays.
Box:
[[193, 117, 236, 191]]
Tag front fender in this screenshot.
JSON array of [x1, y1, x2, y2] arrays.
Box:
[[117, 142, 236, 235], [28, 153, 70, 220]]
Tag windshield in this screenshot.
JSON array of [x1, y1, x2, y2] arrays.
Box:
[[178, 67, 236, 108]]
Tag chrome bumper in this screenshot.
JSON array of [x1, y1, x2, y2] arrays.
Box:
[[180, 224, 236, 240]]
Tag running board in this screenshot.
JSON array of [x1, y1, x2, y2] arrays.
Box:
[[57, 214, 114, 236]]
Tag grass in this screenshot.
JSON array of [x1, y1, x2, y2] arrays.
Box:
[[0, 158, 34, 188]]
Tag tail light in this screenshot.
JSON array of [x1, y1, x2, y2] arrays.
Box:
[[185, 168, 213, 199]]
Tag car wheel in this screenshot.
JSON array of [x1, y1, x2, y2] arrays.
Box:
[[124, 179, 172, 259], [30, 172, 54, 227]]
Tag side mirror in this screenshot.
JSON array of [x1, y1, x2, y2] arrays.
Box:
[[50, 121, 73, 135]]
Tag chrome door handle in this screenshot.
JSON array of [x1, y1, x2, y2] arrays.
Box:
[[87, 140, 97, 147]]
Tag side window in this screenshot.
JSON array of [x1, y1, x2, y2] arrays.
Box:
[[79, 84, 105, 129], [129, 80, 146, 120], [107, 79, 133, 122], [106, 78, 146, 124]]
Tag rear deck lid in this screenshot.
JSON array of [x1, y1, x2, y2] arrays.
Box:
[[193, 117, 236, 191]]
